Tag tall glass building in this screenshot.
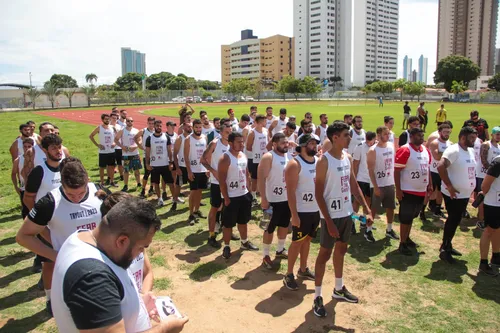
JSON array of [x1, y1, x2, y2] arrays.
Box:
[[121, 47, 146, 75]]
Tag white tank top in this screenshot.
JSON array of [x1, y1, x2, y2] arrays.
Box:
[[226, 151, 248, 197], [430, 139, 451, 173], [348, 129, 366, 155], [265, 151, 289, 203], [52, 231, 151, 333], [35, 163, 61, 202], [98, 125, 115, 154], [122, 128, 139, 157], [484, 156, 500, 206], [354, 143, 371, 183], [142, 128, 154, 148], [476, 141, 500, 178], [177, 134, 188, 167], [318, 125, 328, 144], [129, 252, 145, 292], [188, 135, 207, 173], [166, 132, 178, 154], [202, 125, 215, 136], [265, 116, 277, 129], [16, 135, 38, 157], [149, 133, 169, 167], [320, 152, 353, 219], [388, 131, 395, 144], [48, 183, 102, 251], [34, 144, 66, 167], [370, 143, 395, 187], [234, 124, 246, 134], [295, 155, 319, 213], [113, 124, 123, 150], [18, 155, 26, 191], [210, 139, 229, 184], [473, 138, 482, 174], [251, 128, 268, 163], [441, 144, 476, 199], [400, 145, 430, 193], [272, 117, 288, 136]]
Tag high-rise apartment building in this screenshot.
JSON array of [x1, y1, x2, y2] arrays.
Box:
[[411, 70, 418, 83], [403, 56, 412, 81], [293, 0, 399, 87], [437, 0, 498, 75], [221, 30, 294, 84], [121, 47, 146, 76], [418, 55, 428, 83]]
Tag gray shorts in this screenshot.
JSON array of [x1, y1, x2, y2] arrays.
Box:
[[404, 113, 410, 120], [320, 216, 353, 249], [371, 185, 396, 210]]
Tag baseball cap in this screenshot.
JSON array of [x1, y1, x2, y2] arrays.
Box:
[[492, 127, 500, 135], [166, 121, 177, 127]]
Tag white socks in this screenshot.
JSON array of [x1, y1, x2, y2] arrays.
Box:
[[252, 191, 256, 199], [335, 278, 343, 291], [263, 244, 270, 257], [367, 225, 373, 231], [387, 223, 393, 232], [241, 238, 248, 244], [315, 286, 322, 299], [45, 289, 51, 301], [277, 239, 286, 252]]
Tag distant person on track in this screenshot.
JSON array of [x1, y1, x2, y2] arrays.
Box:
[[436, 104, 447, 126], [379, 96, 383, 107], [402, 101, 411, 129], [417, 102, 428, 132]]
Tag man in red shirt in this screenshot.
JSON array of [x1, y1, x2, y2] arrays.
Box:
[[394, 127, 432, 255]]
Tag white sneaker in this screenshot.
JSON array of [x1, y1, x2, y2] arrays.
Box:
[[174, 197, 185, 204], [157, 199, 164, 208]]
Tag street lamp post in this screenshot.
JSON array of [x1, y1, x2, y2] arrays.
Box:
[[29, 72, 32, 88]]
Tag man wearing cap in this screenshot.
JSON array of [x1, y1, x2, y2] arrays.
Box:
[[464, 110, 489, 141], [269, 108, 289, 138]]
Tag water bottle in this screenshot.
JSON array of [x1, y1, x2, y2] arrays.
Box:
[[352, 214, 367, 225], [259, 206, 273, 230]]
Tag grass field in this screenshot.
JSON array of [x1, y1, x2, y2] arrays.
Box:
[[0, 101, 499, 332]]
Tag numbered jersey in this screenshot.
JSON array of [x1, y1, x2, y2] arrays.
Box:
[[272, 117, 288, 136], [400, 144, 431, 193], [265, 151, 289, 203], [129, 252, 145, 292], [210, 139, 229, 185], [347, 129, 366, 155], [251, 128, 268, 163], [441, 143, 476, 199], [370, 143, 395, 187], [177, 134, 188, 167], [226, 152, 248, 198], [484, 156, 500, 206], [98, 125, 115, 154], [188, 135, 207, 173], [429, 139, 451, 173], [148, 133, 170, 167], [476, 141, 500, 178], [122, 128, 139, 157], [320, 152, 353, 219], [296, 155, 319, 213]]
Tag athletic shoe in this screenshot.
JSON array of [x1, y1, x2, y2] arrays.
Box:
[[139, 190, 146, 199], [419, 211, 428, 222], [463, 210, 471, 219], [32, 259, 42, 273], [479, 263, 498, 276], [386, 229, 400, 240], [406, 237, 419, 248], [283, 273, 299, 291], [137, 183, 142, 188], [46, 300, 53, 317], [174, 197, 185, 204], [262, 255, 273, 269], [208, 236, 221, 249], [120, 175, 124, 181], [275, 249, 288, 259], [433, 210, 446, 219], [157, 199, 164, 208], [105, 178, 110, 186], [476, 221, 486, 231], [439, 250, 456, 264], [351, 223, 357, 235], [200, 202, 206, 207], [364, 230, 375, 243], [332, 286, 359, 303], [194, 211, 206, 219], [170, 202, 177, 212], [188, 214, 197, 226], [398, 242, 412, 256], [121, 185, 129, 192], [313, 296, 327, 317], [110, 181, 119, 188], [297, 267, 315, 281], [450, 248, 462, 256], [162, 192, 168, 201], [231, 232, 240, 241], [222, 246, 231, 259], [37, 276, 44, 290], [241, 241, 259, 251]]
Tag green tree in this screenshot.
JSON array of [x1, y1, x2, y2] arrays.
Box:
[[378, 81, 394, 97], [403, 82, 426, 101], [26, 88, 41, 109], [85, 73, 98, 85], [42, 82, 61, 108], [450, 80, 468, 97], [146, 72, 174, 90], [434, 55, 481, 92], [82, 85, 96, 107], [301, 76, 323, 98], [487, 73, 500, 92], [167, 76, 187, 91], [62, 89, 78, 107], [274, 76, 303, 100], [186, 78, 198, 96], [49, 74, 78, 88], [222, 78, 251, 100], [393, 78, 407, 101], [115, 72, 143, 91]]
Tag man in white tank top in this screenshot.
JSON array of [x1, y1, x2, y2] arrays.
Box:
[[384, 116, 396, 147], [114, 117, 142, 192], [297, 119, 320, 144], [227, 108, 239, 127], [12, 137, 35, 219], [135, 117, 156, 198], [219, 132, 259, 259], [89, 113, 118, 187], [173, 122, 192, 193], [283, 134, 320, 290], [283, 122, 298, 151], [201, 123, 232, 248], [366, 125, 399, 243], [258, 133, 291, 269], [428, 124, 452, 219], [268, 108, 288, 138], [233, 114, 250, 134], [347, 115, 366, 155], [201, 112, 215, 136], [313, 122, 373, 317], [246, 115, 269, 204], [437, 126, 478, 264], [9, 123, 34, 161], [315, 114, 328, 144], [394, 127, 432, 255], [110, 111, 125, 181], [184, 119, 208, 225], [476, 127, 500, 230], [116, 109, 127, 127], [265, 106, 276, 129]]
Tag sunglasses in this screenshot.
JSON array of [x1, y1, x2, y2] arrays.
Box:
[[126, 120, 134, 123]]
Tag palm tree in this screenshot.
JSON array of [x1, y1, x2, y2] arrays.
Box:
[[82, 85, 96, 107], [26, 88, 41, 110], [42, 82, 61, 108], [85, 73, 98, 85], [62, 89, 78, 108]]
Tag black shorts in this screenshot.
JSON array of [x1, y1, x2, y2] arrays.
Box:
[[210, 183, 222, 208], [357, 181, 371, 198], [37, 234, 53, 263], [475, 177, 484, 193], [115, 149, 123, 165], [418, 115, 426, 125], [431, 172, 441, 191], [484, 204, 500, 229], [143, 158, 151, 179], [267, 201, 291, 233], [248, 160, 259, 180], [292, 211, 320, 241], [19, 191, 29, 219], [176, 166, 189, 186], [99, 153, 116, 168], [398, 192, 425, 225], [189, 172, 208, 190], [151, 166, 173, 184], [320, 216, 353, 248], [222, 192, 252, 228]]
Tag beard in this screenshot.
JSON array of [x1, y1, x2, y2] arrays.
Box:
[[115, 244, 135, 269], [276, 147, 288, 154], [155, 128, 162, 134], [306, 148, 317, 156], [194, 130, 202, 136], [46, 151, 62, 162]]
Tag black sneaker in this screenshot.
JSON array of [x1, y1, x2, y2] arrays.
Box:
[[241, 241, 259, 251], [386, 229, 400, 240], [433, 210, 446, 219], [419, 211, 428, 222], [332, 286, 359, 303], [46, 300, 53, 317], [313, 296, 327, 317], [32, 258, 42, 273], [476, 221, 486, 230], [275, 249, 288, 259], [139, 190, 146, 199], [105, 178, 110, 186], [491, 256, 500, 267], [231, 232, 240, 241], [283, 273, 299, 291], [208, 236, 221, 249], [170, 202, 177, 212], [398, 242, 412, 256], [364, 230, 375, 243], [479, 263, 498, 276], [351, 223, 357, 235], [439, 250, 456, 264], [222, 246, 231, 259], [406, 237, 419, 248], [188, 214, 197, 226], [137, 183, 142, 188], [121, 185, 129, 192], [194, 211, 206, 219], [450, 248, 462, 256], [297, 267, 315, 281], [120, 175, 124, 181], [148, 188, 155, 197], [110, 181, 119, 188], [162, 192, 168, 201]]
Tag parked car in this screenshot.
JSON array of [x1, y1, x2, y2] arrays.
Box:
[[172, 96, 186, 103], [206, 96, 214, 102], [193, 96, 202, 103], [186, 96, 194, 103], [230, 96, 238, 102], [221, 96, 229, 103], [245, 96, 254, 102]]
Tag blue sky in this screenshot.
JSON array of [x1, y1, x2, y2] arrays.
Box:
[[0, 0, 497, 86]]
